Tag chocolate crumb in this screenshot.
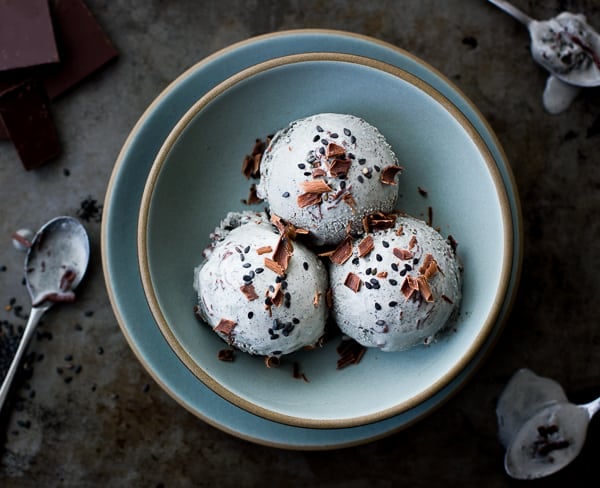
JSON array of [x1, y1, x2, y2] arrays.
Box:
[[336, 339, 366, 369], [217, 349, 235, 362]]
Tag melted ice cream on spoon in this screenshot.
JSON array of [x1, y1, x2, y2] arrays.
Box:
[[497, 368, 600, 479], [488, 0, 600, 113]]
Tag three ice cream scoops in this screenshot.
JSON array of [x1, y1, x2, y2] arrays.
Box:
[[194, 113, 462, 360]]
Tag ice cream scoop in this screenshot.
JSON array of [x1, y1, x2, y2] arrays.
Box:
[[497, 368, 600, 479], [327, 214, 461, 351], [257, 113, 402, 245], [488, 0, 600, 113], [194, 212, 329, 357]]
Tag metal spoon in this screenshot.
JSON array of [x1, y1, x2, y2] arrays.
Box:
[[488, 0, 600, 112], [497, 368, 600, 479], [0, 217, 90, 411]]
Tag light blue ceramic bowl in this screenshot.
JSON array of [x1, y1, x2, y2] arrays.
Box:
[[138, 52, 513, 429]]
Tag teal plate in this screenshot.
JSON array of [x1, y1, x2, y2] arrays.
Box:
[[102, 29, 522, 449]]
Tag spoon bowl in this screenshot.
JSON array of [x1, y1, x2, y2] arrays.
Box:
[[0, 216, 90, 412]]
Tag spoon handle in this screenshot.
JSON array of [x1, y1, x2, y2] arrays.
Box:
[[487, 0, 533, 26], [0, 306, 47, 413], [581, 396, 600, 419]]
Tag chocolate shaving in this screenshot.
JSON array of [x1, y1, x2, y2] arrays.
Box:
[[256, 245, 273, 255], [336, 339, 366, 369], [312, 168, 327, 177], [417, 276, 434, 302], [326, 142, 346, 158], [408, 235, 418, 250], [380, 165, 403, 185], [376, 271, 388, 278], [396, 225, 404, 236], [344, 272, 362, 293], [32, 290, 75, 307], [427, 206, 433, 227], [264, 356, 281, 368], [264, 257, 285, 276], [292, 362, 309, 382], [342, 192, 356, 210], [327, 235, 354, 265], [59, 269, 77, 291], [214, 318, 237, 336], [326, 288, 333, 309], [11, 231, 32, 249], [240, 283, 259, 301], [357, 235, 374, 257], [362, 211, 397, 233], [300, 180, 333, 193], [217, 349, 235, 362], [418, 186, 428, 197], [329, 158, 352, 177], [242, 183, 263, 205], [393, 248, 413, 260], [272, 235, 293, 273], [242, 138, 265, 178], [400, 275, 420, 300], [297, 192, 322, 208], [419, 254, 439, 279], [441, 294, 454, 304], [313, 290, 321, 307]]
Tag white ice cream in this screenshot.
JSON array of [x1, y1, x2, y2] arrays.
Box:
[[194, 213, 329, 357], [328, 214, 461, 352], [257, 113, 402, 245]]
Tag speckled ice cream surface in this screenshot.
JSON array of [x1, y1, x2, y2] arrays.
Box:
[[193, 212, 329, 357], [328, 214, 461, 352], [256, 113, 401, 245]]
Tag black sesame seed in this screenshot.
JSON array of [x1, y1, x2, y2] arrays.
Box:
[[364, 281, 373, 290], [303, 261, 309, 270], [358, 158, 366, 165], [374, 303, 382, 310], [248, 311, 254, 319], [304, 171, 312, 176], [243, 275, 253, 282], [365, 267, 372, 275], [330, 133, 339, 139], [404, 264, 412, 271], [275, 276, 282, 283], [298, 163, 306, 169], [343, 128, 351, 136], [374, 165, 381, 172], [340, 180, 346, 189], [281, 281, 288, 290], [270, 334, 279, 340], [370, 278, 379, 285], [400, 269, 407, 277], [316, 125, 324, 132], [348, 153, 355, 159], [351, 135, 357, 144], [389, 301, 398, 307], [357, 175, 364, 184], [84, 310, 94, 317], [391, 263, 399, 272], [413, 258, 420, 265], [352, 257, 360, 265], [313, 135, 320, 142], [255, 267, 264, 274], [321, 139, 328, 146], [389, 279, 398, 286], [376, 319, 386, 325], [284, 292, 291, 300], [239, 254, 245, 262], [64, 354, 73, 362], [243, 262, 251, 268], [382, 241, 390, 248], [292, 318, 300, 324], [282, 191, 290, 198], [376, 254, 383, 262], [244, 246, 250, 254]]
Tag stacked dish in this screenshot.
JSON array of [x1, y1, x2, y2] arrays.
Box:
[[102, 30, 522, 449]]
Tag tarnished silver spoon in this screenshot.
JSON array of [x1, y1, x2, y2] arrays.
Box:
[[488, 0, 600, 112], [0, 217, 90, 411]]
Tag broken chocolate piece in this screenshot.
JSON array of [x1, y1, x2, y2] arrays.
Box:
[[393, 248, 414, 260], [326, 235, 354, 265], [42, 0, 119, 99], [239, 283, 258, 301], [380, 165, 403, 185], [344, 272, 362, 293], [336, 339, 366, 369], [0, 0, 60, 72], [357, 235, 374, 257], [217, 349, 235, 362], [0, 78, 61, 170], [214, 318, 236, 336]]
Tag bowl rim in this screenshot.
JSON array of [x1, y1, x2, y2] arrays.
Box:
[[138, 51, 514, 429]]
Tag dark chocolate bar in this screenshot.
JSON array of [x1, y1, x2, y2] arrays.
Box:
[[0, 78, 61, 170]]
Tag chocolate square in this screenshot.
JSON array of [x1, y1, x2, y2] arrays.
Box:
[[43, 0, 119, 99], [0, 78, 61, 170], [0, 0, 60, 72]]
